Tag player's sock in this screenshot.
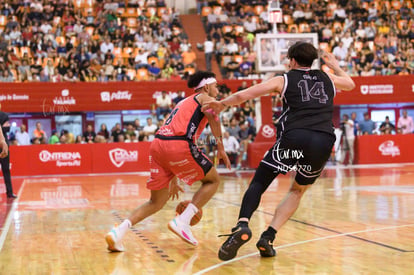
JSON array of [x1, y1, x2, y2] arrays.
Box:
[[262, 226, 277, 241], [178, 203, 198, 225], [236, 221, 248, 229], [256, 226, 277, 257], [118, 219, 132, 239]]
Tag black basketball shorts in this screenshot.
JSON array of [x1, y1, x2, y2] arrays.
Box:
[[261, 129, 336, 185]]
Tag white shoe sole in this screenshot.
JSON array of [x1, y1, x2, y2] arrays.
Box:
[[105, 232, 124, 252], [168, 221, 198, 246]]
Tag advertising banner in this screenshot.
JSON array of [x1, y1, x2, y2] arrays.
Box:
[[0, 76, 412, 113], [356, 134, 414, 164], [91, 142, 150, 173]]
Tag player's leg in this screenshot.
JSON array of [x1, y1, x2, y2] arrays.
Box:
[[106, 139, 173, 252], [256, 130, 335, 257], [106, 187, 170, 252], [1, 154, 15, 198], [218, 162, 279, 261], [168, 144, 217, 246], [255, 179, 310, 257]]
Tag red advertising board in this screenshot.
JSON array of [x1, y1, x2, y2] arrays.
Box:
[[0, 80, 253, 113], [91, 142, 150, 173], [356, 134, 414, 164], [0, 75, 412, 113], [9, 144, 93, 176], [2, 143, 150, 176]]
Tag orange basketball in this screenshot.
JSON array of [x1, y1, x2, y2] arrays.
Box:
[[175, 200, 203, 226]]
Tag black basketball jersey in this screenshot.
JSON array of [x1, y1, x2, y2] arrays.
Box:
[[278, 69, 336, 135]]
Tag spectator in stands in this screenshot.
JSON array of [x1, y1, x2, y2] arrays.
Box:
[[340, 114, 355, 165], [397, 110, 414, 134], [15, 124, 31, 145], [143, 117, 157, 141], [226, 55, 240, 79], [222, 130, 239, 167], [379, 116, 396, 134], [32, 121, 46, 140], [181, 45, 197, 67], [98, 123, 110, 140], [48, 130, 60, 145], [359, 112, 376, 135], [0, 70, 14, 82], [83, 125, 96, 143], [351, 112, 359, 136], [204, 35, 214, 71], [148, 61, 161, 80], [111, 123, 124, 142], [155, 91, 172, 120]]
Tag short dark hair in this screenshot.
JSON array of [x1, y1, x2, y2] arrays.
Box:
[[187, 71, 216, 89], [287, 42, 318, 67]]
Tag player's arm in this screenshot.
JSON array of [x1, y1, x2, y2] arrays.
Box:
[[202, 76, 284, 114], [222, 76, 283, 107], [198, 95, 231, 169], [321, 51, 355, 91]]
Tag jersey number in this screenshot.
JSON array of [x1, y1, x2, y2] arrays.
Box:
[[164, 108, 178, 125], [298, 80, 328, 104]]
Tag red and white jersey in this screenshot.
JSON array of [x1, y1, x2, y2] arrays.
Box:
[[156, 93, 208, 142]]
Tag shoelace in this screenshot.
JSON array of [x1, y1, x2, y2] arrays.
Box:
[[217, 227, 241, 238]]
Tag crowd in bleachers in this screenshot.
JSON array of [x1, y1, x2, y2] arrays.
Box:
[[199, 0, 414, 78], [0, 0, 412, 82], [0, 0, 196, 82]]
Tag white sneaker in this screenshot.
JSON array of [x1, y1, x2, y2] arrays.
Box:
[[168, 217, 198, 246], [105, 225, 125, 252]]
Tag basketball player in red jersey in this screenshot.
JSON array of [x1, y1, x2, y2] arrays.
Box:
[[106, 71, 231, 251]]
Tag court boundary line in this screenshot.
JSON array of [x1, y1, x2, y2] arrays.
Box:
[[0, 181, 26, 253], [193, 223, 414, 275]]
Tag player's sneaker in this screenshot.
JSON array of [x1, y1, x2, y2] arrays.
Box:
[[256, 236, 276, 257], [168, 217, 198, 246], [105, 225, 125, 252], [218, 225, 252, 261]]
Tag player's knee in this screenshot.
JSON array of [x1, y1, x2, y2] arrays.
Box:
[[294, 174, 316, 187]]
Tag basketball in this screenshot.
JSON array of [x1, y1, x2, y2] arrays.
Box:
[[175, 200, 203, 226]]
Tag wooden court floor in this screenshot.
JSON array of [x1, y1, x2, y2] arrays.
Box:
[[0, 164, 413, 274]]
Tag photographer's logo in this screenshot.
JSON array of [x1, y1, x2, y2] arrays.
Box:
[[378, 140, 400, 157]]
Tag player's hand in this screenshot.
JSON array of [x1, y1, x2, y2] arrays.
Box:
[[168, 177, 184, 200], [217, 147, 231, 170], [320, 50, 340, 70], [0, 140, 8, 158], [202, 100, 226, 115]]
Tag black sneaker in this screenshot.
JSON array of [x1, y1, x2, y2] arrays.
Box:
[[218, 226, 252, 261], [256, 236, 276, 257]]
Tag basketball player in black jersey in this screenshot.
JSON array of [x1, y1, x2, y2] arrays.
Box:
[[202, 42, 355, 260]]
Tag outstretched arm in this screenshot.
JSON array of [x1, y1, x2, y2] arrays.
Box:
[[202, 76, 284, 114], [321, 51, 356, 91]]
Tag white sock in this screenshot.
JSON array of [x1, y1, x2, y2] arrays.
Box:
[[117, 219, 132, 239], [178, 203, 198, 225]]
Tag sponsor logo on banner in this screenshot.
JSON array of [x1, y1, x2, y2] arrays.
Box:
[[39, 150, 82, 167], [53, 89, 77, 105], [360, 85, 393, 95], [378, 140, 400, 157], [0, 94, 30, 101], [262, 125, 275, 138], [101, 91, 132, 102], [109, 148, 138, 168]]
